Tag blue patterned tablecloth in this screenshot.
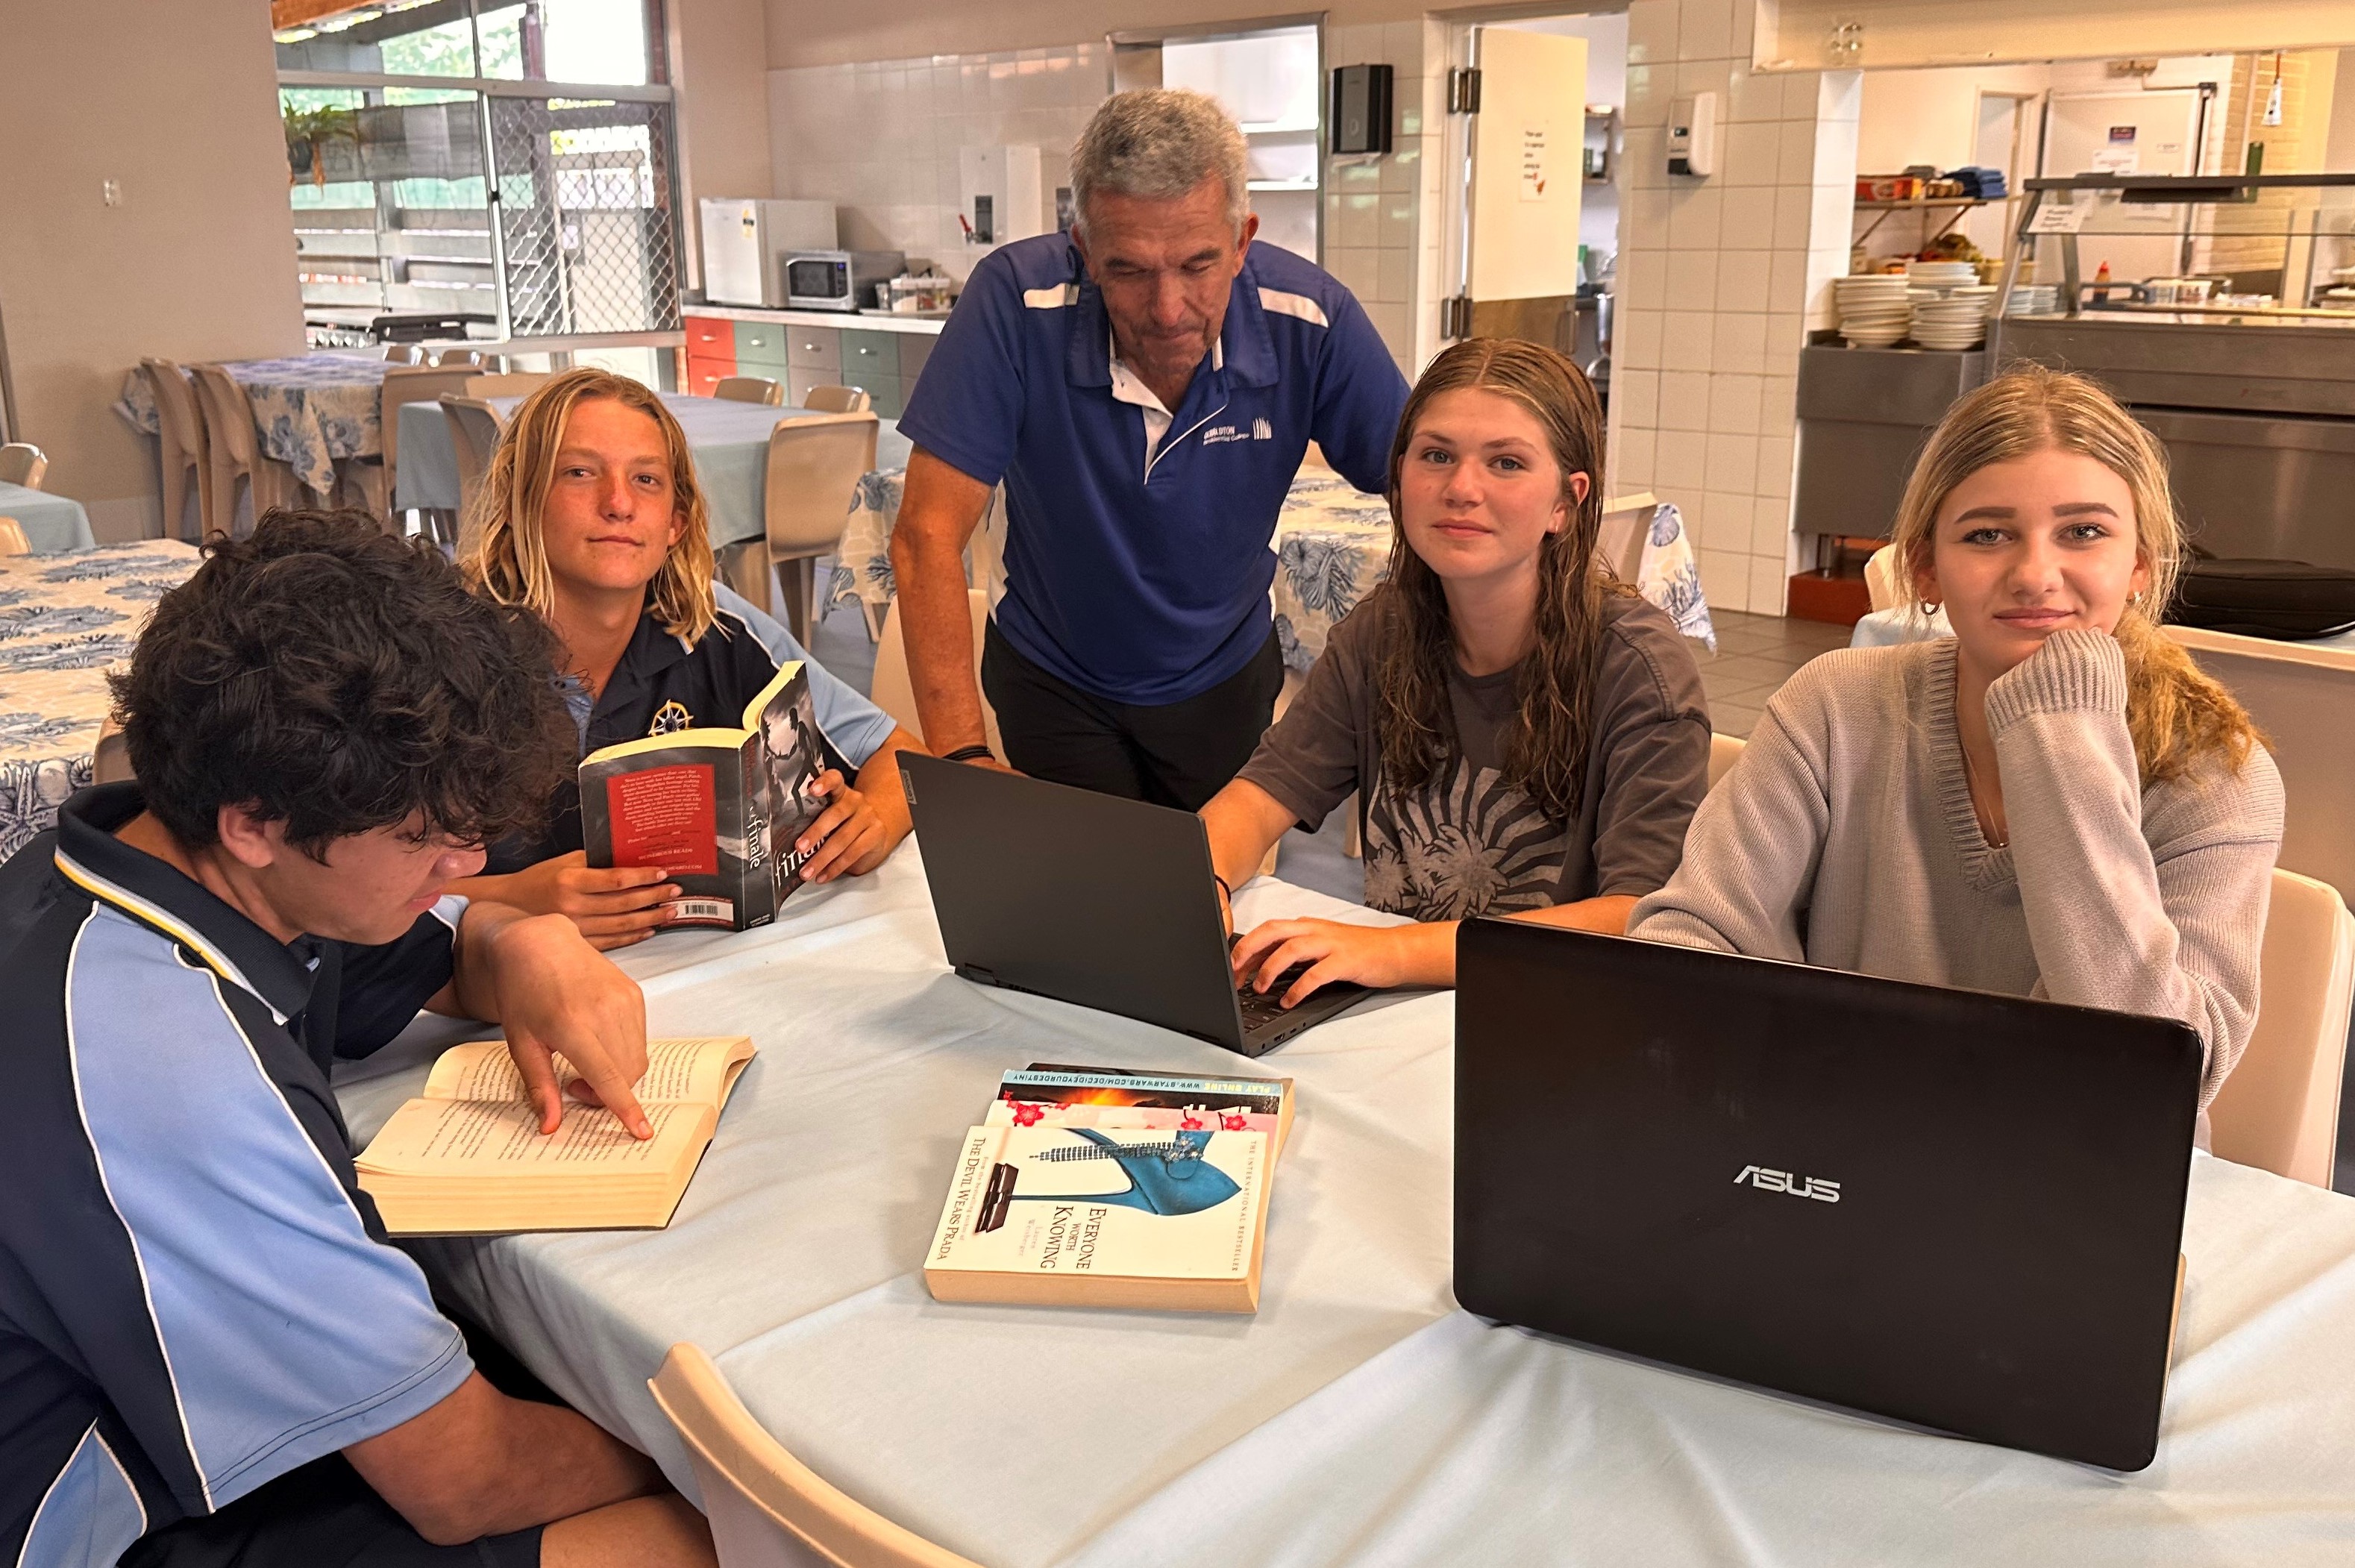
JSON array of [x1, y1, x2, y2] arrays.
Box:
[[830, 471, 1716, 668], [0, 483, 97, 553], [0, 541, 201, 861], [118, 355, 389, 497]]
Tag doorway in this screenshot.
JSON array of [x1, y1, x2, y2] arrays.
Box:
[[1433, 8, 1626, 397]]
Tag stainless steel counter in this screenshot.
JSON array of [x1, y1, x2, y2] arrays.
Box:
[[1793, 344, 1988, 544]]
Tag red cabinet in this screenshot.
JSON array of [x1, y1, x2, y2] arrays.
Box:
[[683, 313, 736, 398]]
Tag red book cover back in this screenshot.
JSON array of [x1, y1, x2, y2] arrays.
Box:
[[604, 764, 719, 877]]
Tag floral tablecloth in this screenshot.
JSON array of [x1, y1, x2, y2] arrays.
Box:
[[830, 471, 1716, 669], [117, 355, 390, 497], [0, 542, 201, 861]]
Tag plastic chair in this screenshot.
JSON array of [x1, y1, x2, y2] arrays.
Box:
[[1596, 491, 1658, 583], [648, 1343, 979, 1568], [2208, 868, 2354, 1188], [189, 364, 299, 536], [717, 376, 785, 406], [759, 412, 879, 645], [1707, 731, 1746, 791], [433, 348, 486, 369], [372, 366, 480, 535], [801, 385, 871, 414], [871, 588, 1000, 759], [92, 715, 134, 784], [0, 442, 46, 489], [439, 395, 506, 558], [0, 517, 28, 556], [462, 372, 551, 398], [1865, 545, 1902, 613], [139, 361, 213, 540], [382, 343, 425, 365]]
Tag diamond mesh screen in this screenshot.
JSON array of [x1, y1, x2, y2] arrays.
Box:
[[487, 95, 683, 336]]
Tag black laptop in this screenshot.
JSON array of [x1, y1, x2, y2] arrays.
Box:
[[1454, 918, 2202, 1471], [899, 754, 1368, 1056]]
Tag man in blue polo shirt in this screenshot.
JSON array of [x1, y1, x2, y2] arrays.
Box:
[[893, 87, 1409, 809]]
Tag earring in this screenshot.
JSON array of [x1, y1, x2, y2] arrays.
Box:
[[1921, 600, 1940, 615]]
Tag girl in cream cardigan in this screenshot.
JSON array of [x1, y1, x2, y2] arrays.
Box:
[[1631, 367, 2281, 1111]]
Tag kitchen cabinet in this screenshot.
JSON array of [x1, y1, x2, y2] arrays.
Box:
[[841, 329, 903, 418], [733, 319, 790, 371], [786, 326, 841, 371], [684, 313, 736, 399]]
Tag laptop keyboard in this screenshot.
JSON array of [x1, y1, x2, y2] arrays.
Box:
[[1234, 960, 1317, 1029]]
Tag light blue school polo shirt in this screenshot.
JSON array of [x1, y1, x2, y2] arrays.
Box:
[[899, 234, 1409, 706]]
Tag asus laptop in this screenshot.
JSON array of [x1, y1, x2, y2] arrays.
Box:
[[1454, 918, 2201, 1471], [899, 754, 1368, 1056]]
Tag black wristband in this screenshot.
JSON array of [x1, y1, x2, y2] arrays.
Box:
[[1214, 874, 1234, 901], [941, 744, 995, 764]]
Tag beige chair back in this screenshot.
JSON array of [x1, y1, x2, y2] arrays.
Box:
[[462, 372, 549, 399], [718, 376, 785, 406], [382, 343, 425, 364], [765, 413, 879, 558], [648, 1343, 979, 1568], [1596, 492, 1656, 583], [2207, 868, 2354, 1188], [191, 364, 297, 531], [1706, 731, 1746, 791], [0, 517, 28, 556], [0, 442, 46, 489], [140, 360, 213, 538], [801, 384, 871, 414], [379, 367, 480, 474], [2165, 627, 2355, 907], [92, 715, 135, 784], [439, 395, 506, 556], [433, 348, 486, 369], [872, 589, 1000, 759], [1864, 545, 1902, 613]]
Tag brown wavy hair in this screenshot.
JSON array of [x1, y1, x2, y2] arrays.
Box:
[[1373, 338, 1634, 824], [460, 367, 718, 643], [1890, 364, 2262, 784]]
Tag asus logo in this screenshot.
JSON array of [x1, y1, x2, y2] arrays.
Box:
[[1734, 1164, 1841, 1203]]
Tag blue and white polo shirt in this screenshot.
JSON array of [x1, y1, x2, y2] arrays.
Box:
[[900, 234, 1409, 706], [0, 785, 476, 1567]]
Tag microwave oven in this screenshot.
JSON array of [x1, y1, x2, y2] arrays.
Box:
[[782, 249, 905, 313]]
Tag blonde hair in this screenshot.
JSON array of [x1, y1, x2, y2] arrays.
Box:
[[460, 369, 717, 644], [1888, 365, 2261, 785]]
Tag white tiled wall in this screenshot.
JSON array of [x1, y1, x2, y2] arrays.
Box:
[[766, 45, 1108, 283], [1607, 0, 1861, 614], [1322, 20, 1434, 380]]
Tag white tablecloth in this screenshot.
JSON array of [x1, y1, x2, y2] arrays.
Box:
[[0, 483, 98, 553], [394, 393, 912, 551], [333, 845, 2355, 1565]]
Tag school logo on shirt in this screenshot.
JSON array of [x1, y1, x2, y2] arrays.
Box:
[[647, 700, 694, 736], [1252, 418, 1273, 440], [1202, 425, 1247, 445]]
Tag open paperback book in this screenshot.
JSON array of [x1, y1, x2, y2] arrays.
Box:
[[580, 660, 827, 931], [354, 1036, 756, 1235], [925, 1064, 1293, 1314]]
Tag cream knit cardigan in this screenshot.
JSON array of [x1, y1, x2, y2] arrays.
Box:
[[1632, 628, 2284, 1108]]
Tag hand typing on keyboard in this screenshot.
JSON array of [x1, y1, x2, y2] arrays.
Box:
[[1228, 917, 1449, 1009]]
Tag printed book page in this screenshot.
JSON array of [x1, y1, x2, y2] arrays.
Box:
[[357, 1097, 701, 1177], [421, 1037, 753, 1109]]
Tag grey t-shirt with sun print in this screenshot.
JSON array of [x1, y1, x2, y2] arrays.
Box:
[[1238, 588, 1711, 921]]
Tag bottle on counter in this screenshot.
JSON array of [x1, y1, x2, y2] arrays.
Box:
[[2090, 260, 2113, 306]]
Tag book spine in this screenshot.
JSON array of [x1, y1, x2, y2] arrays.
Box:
[[1000, 1070, 1288, 1100]]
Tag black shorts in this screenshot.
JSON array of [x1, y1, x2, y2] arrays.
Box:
[[119, 1453, 542, 1568]]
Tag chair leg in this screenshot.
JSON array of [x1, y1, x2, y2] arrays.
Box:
[[159, 451, 188, 542], [781, 556, 815, 646], [1342, 792, 1362, 859], [861, 598, 885, 643], [715, 540, 774, 615]]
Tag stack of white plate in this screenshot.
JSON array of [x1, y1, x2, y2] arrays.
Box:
[[1912, 286, 1995, 349], [2004, 283, 2060, 316], [1834, 275, 1913, 346], [1904, 259, 1980, 294]]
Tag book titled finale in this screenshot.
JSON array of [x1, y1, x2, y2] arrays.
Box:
[[579, 662, 828, 931]]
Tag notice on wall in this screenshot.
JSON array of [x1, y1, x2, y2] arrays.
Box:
[[1520, 124, 1551, 201], [2027, 192, 2095, 233], [2091, 147, 2139, 175]]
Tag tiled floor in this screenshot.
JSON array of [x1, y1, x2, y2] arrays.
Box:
[[1693, 609, 1855, 738]]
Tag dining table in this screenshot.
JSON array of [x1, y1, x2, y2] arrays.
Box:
[[0, 539, 201, 860], [116, 353, 391, 498], [0, 481, 97, 553], [393, 392, 913, 553], [331, 842, 2355, 1567]]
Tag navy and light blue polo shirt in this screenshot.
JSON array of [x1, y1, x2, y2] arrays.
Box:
[[900, 234, 1409, 706], [0, 786, 475, 1567]]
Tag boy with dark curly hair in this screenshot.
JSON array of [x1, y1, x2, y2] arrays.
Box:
[[0, 512, 713, 1568]]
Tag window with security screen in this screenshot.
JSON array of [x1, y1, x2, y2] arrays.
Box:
[[273, 0, 683, 349]]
